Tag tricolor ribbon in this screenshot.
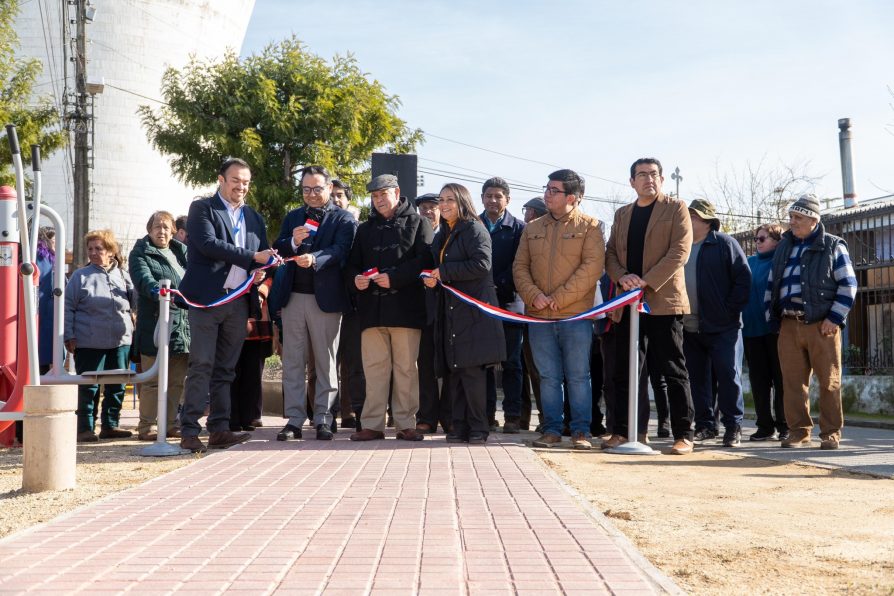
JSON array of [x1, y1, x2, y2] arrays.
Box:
[[363, 267, 379, 278], [304, 219, 320, 236], [420, 272, 648, 324], [160, 255, 281, 309]]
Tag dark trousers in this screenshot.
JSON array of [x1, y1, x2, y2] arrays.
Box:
[[486, 322, 524, 421], [520, 326, 542, 428], [74, 346, 129, 433], [448, 365, 488, 438], [744, 334, 787, 433], [601, 328, 649, 435], [589, 335, 605, 433], [652, 371, 669, 423], [418, 323, 451, 430], [684, 328, 745, 431], [230, 339, 269, 429], [612, 312, 693, 440], [338, 310, 365, 418], [181, 298, 248, 437]]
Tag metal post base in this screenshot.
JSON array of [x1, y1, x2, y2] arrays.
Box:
[[605, 441, 660, 455], [139, 442, 190, 457]]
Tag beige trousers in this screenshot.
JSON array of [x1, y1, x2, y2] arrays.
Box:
[[137, 353, 188, 434], [360, 327, 421, 432], [777, 319, 844, 442]]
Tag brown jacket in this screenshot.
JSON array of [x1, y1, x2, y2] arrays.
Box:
[[513, 207, 605, 319], [605, 193, 692, 315]]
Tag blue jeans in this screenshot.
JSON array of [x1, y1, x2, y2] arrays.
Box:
[[529, 320, 593, 436], [486, 322, 524, 420], [683, 328, 745, 431], [74, 346, 130, 433]]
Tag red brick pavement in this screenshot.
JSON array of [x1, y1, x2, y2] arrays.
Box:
[[0, 429, 675, 595]]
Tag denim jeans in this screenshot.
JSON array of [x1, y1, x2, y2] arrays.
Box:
[[74, 345, 130, 433], [529, 320, 593, 436], [486, 322, 524, 420], [684, 327, 745, 431]]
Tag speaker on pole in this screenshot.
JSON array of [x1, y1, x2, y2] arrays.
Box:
[[371, 153, 418, 202]]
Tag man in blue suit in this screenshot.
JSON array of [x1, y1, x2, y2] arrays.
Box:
[[178, 158, 275, 453], [273, 165, 358, 441]]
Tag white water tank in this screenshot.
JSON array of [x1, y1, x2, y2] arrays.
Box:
[[15, 0, 256, 255]]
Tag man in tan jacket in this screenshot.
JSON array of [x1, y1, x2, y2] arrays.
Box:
[[604, 158, 695, 455], [513, 169, 605, 450]]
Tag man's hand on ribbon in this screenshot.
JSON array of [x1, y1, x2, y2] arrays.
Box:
[[294, 254, 315, 269], [372, 273, 391, 289], [252, 269, 265, 285], [618, 273, 647, 291], [254, 248, 278, 265]]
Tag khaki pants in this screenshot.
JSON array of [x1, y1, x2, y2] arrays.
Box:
[[777, 319, 844, 442], [360, 327, 421, 432], [137, 353, 188, 434]]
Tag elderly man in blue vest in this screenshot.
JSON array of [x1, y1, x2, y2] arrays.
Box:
[[765, 194, 857, 450]]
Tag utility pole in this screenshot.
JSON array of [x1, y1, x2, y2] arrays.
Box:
[[68, 0, 92, 267]]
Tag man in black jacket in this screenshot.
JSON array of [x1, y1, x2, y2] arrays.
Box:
[[682, 199, 751, 447], [273, 165, 357, 441], [345, 174, 434, 441]]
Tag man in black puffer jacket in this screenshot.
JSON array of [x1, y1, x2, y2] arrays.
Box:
[[345, 174, 434, 441]]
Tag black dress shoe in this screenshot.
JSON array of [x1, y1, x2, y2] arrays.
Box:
[[468, 432, 488, 444], [341, 416, 357, 429], [316, 424, 333, 440], [242, 424, 256, 432], [276, 424, 302, 441], [446, 433, 467, 443]]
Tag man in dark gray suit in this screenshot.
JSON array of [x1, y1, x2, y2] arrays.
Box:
[[178, 158, 275, 453]]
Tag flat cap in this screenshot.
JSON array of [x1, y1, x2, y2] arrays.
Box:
[[523, 196, 547, 214], [415, 192, 438, 205], [366, 174, 399, 192]]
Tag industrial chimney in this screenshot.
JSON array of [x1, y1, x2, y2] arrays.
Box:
[[838, 118, 858, 209]]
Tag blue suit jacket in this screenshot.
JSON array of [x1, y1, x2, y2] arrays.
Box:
[[272, 203, 358, 313], [178, 193, 269, 304]]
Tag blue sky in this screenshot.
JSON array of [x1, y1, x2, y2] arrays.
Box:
[[243, 0, 894, 223]]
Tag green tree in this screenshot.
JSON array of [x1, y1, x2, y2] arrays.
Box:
[[0, 0, 66, 187], [139, 35, 422, 235]]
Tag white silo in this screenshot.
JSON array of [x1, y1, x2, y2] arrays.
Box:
[[15, 0, 256, 257]]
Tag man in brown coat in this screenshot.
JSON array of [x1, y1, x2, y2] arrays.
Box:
[[604, 158, 695, 455], [513, 169, 605, 450]]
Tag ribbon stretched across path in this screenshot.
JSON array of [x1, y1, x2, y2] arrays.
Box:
[[420, 272, 649, 324], [159, 255, 286, 309]]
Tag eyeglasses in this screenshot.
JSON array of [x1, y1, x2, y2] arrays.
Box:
[[754, 236, 769, 243], [302, 186, 326, 195], [543, 186, 569, 197]]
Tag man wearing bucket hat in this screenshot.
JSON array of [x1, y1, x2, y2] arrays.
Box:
[[682, 199, 751, 447], [765, 194, 856, 450]]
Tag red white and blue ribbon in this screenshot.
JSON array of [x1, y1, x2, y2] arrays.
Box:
[[420, 271, 649, 324], [160, 255, 282, 309], [304, 219, 320, 236]]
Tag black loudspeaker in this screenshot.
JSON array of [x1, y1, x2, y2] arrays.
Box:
[[371, 153, 417, 202]]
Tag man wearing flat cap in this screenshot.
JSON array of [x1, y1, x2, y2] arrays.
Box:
[[522, 197, 547, 223], [345, 174, 434, 441], [765, 194, 856, 450], [683, 199, 751, 447]]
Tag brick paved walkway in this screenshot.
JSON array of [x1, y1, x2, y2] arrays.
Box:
[[0, 429, 675, 595]]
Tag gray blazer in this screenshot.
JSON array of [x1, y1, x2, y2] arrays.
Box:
[[64, 262, 136, 350]]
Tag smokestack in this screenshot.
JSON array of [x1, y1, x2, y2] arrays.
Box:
[[838, 118, 858, 209]]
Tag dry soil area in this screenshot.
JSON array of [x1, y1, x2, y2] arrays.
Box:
[[539, 447, 894, 595]]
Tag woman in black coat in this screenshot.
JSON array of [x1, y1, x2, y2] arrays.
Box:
[[423, 183, 506, 443]]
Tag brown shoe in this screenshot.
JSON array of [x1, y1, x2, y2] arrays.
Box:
[[571, 432, 592, 450], [250, 419, 263, 428], [532, 433, 562, 448], [415, 423, 434, 434], [600, 434, 627, 449], [781, 434, 813, 448], [138, 431, 158, 442], [99, 427, 133, 439], [181, 435, 207, 453], [350, 429, 385, 441], [77, 430, 98, 443], [820, 437, 840, 450], [166, 428, 182, 439], [670, 438, 694, 455], [208, 430, 251, 449], [396, 429, 424, 441]]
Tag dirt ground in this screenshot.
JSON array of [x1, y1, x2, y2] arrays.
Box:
[[539, 447, 894, 595]]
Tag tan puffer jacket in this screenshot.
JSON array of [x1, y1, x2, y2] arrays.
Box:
[[513, 208, 605, 319]]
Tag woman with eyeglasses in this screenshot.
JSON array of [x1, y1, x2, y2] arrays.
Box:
[[742, 223, 789, 442], [422, 183, 506, 444]]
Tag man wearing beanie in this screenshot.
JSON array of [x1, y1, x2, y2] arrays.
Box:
[[764, 194, 857, 450]]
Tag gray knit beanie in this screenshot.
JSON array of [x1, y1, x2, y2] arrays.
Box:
[[789, 194, 821, 220]]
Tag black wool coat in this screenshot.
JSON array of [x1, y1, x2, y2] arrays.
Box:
[[430, 219, 506, 376]]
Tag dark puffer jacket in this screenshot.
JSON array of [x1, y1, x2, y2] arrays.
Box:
[[345, 197, 434, 330], [129, 237, 190, 357], [430, 219, 506, 375]]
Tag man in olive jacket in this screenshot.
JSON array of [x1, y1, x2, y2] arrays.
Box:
[[513, 169, 605, 450], [129, 211, 190, 441], [604, 157, 694, 455]]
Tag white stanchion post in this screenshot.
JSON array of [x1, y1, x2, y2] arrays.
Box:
[[140, 279, 188, 456], [607, 298, 658, 455]]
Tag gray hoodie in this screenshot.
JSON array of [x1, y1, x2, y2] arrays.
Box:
[[64, 262, 136, 349]]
